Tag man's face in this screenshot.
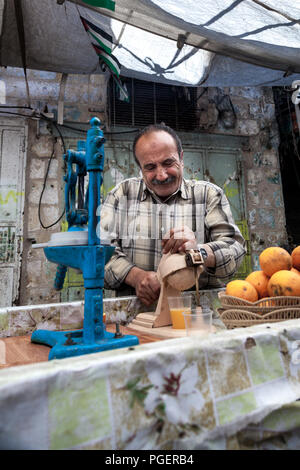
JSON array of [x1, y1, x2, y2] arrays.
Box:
[[135, 130, 183, 199]]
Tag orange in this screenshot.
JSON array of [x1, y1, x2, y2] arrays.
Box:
[[291, 267, 300, 276], [225, 279, 258, 302], [259, 246, 292, 277], [292, 246, 300, 270], [245, 270, 270, 299], [267, 270, 300, 297]]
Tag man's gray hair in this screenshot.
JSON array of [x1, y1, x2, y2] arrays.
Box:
[[133, 123, 183, 167]]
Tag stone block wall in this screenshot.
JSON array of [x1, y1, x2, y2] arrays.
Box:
[[194, 86, 288, 272], [238, 87, 288, 271], [0, 67, 109, 305], [0, 67, 108, 123], [20, 122, 64, 305]]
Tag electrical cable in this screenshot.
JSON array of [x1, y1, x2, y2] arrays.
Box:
[[38, 139, 66, 229], [37, 112, 67, 154], [38, 115, 67, 228], [0, 110, 38, 118], [0, 109, 139, 135], [0, 108, 67, 228], [0, 107, 139, 230], [103, 128, 140, 135], [0, 105, 33, 109]]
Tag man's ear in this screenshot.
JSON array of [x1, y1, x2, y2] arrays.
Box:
[[180, 151, 184, 165]]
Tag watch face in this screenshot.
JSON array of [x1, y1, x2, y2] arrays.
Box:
[[200, 248, 208, 260]]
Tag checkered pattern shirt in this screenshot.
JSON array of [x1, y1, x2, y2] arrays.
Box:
[[101, 177, 246, 293]]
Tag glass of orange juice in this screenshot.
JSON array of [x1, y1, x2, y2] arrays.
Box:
[[168, 295, 192, 329]]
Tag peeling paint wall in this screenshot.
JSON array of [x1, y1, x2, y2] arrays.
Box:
[[0, 67, 288, 305]]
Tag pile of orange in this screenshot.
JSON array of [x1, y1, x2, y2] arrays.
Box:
[[225, 245, 300, 302]]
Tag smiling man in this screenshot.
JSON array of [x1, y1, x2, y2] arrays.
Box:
[[101, 123, 246, 306], [135, 128, 182, 200]]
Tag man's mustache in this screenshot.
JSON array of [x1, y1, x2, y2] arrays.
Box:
[[151, 176, 176, 185]]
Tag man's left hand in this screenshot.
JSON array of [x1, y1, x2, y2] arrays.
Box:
[[162, 226, 198, 254]]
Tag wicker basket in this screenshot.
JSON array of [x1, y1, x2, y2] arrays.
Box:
[[218, 291, 300, 313], [218, 291, 300, 328], [218, 307, 300, 329]]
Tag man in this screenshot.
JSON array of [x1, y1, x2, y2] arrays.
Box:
[[101, 124, 246, 306]]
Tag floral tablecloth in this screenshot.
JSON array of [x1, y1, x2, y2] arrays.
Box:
[[1, 315, 300, 450]]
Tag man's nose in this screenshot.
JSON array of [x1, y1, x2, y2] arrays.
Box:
[[156, 165, 168, 180]]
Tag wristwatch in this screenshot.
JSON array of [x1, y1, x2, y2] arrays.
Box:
[[198, 246, 208, 261]]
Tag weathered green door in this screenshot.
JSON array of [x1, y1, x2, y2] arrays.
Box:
[[182, 148, 205, 180], [183, 146, 251, 279]]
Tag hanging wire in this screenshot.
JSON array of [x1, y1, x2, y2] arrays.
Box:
[[0, 108, 139, 134], [38, 138, 66, 229], [0, 107, 140, 231]]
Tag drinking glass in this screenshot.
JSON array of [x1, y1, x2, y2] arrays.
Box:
[[183, 307, 213, 336], [168, 295, 192, 329]]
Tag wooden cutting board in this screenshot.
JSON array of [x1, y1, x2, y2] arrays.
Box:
[[0, 324, 162, 370], [129, 312, 188, 339]]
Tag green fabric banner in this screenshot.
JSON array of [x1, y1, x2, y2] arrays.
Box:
[[81, 0, 115, 11]]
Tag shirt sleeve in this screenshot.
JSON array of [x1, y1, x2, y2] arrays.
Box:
[[100, 190, 136, 289], [202, 184, 246, 281]]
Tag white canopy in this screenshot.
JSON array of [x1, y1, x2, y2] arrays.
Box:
[[1, 0, 300, 86]]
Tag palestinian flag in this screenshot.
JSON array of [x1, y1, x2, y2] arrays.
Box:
[[80, 15, 129, 102], [92, 42, 121, 77], [81, 16, 112, 54], [81, 0, 115, 11], [93, 44, 129, 102]]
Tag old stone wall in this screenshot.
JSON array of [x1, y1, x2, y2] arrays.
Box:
[[0, 67, 109, 305], [0, 67, 288, 305], [194, 86, 287, 271], [20, 122, 63, 305]]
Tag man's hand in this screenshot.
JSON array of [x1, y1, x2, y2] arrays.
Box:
[[125, 267, 161, 306], [162, 226, 198, 254]]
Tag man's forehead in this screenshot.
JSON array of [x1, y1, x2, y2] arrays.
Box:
[[137, 130, 177, 147]]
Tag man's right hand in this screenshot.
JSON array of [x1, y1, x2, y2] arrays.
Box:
[[125, 267, 161, 306]]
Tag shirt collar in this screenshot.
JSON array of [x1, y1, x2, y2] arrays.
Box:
[[140, 178, 191, 202]]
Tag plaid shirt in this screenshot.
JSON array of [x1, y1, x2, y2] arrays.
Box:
[[101, 177, 246, 293]]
